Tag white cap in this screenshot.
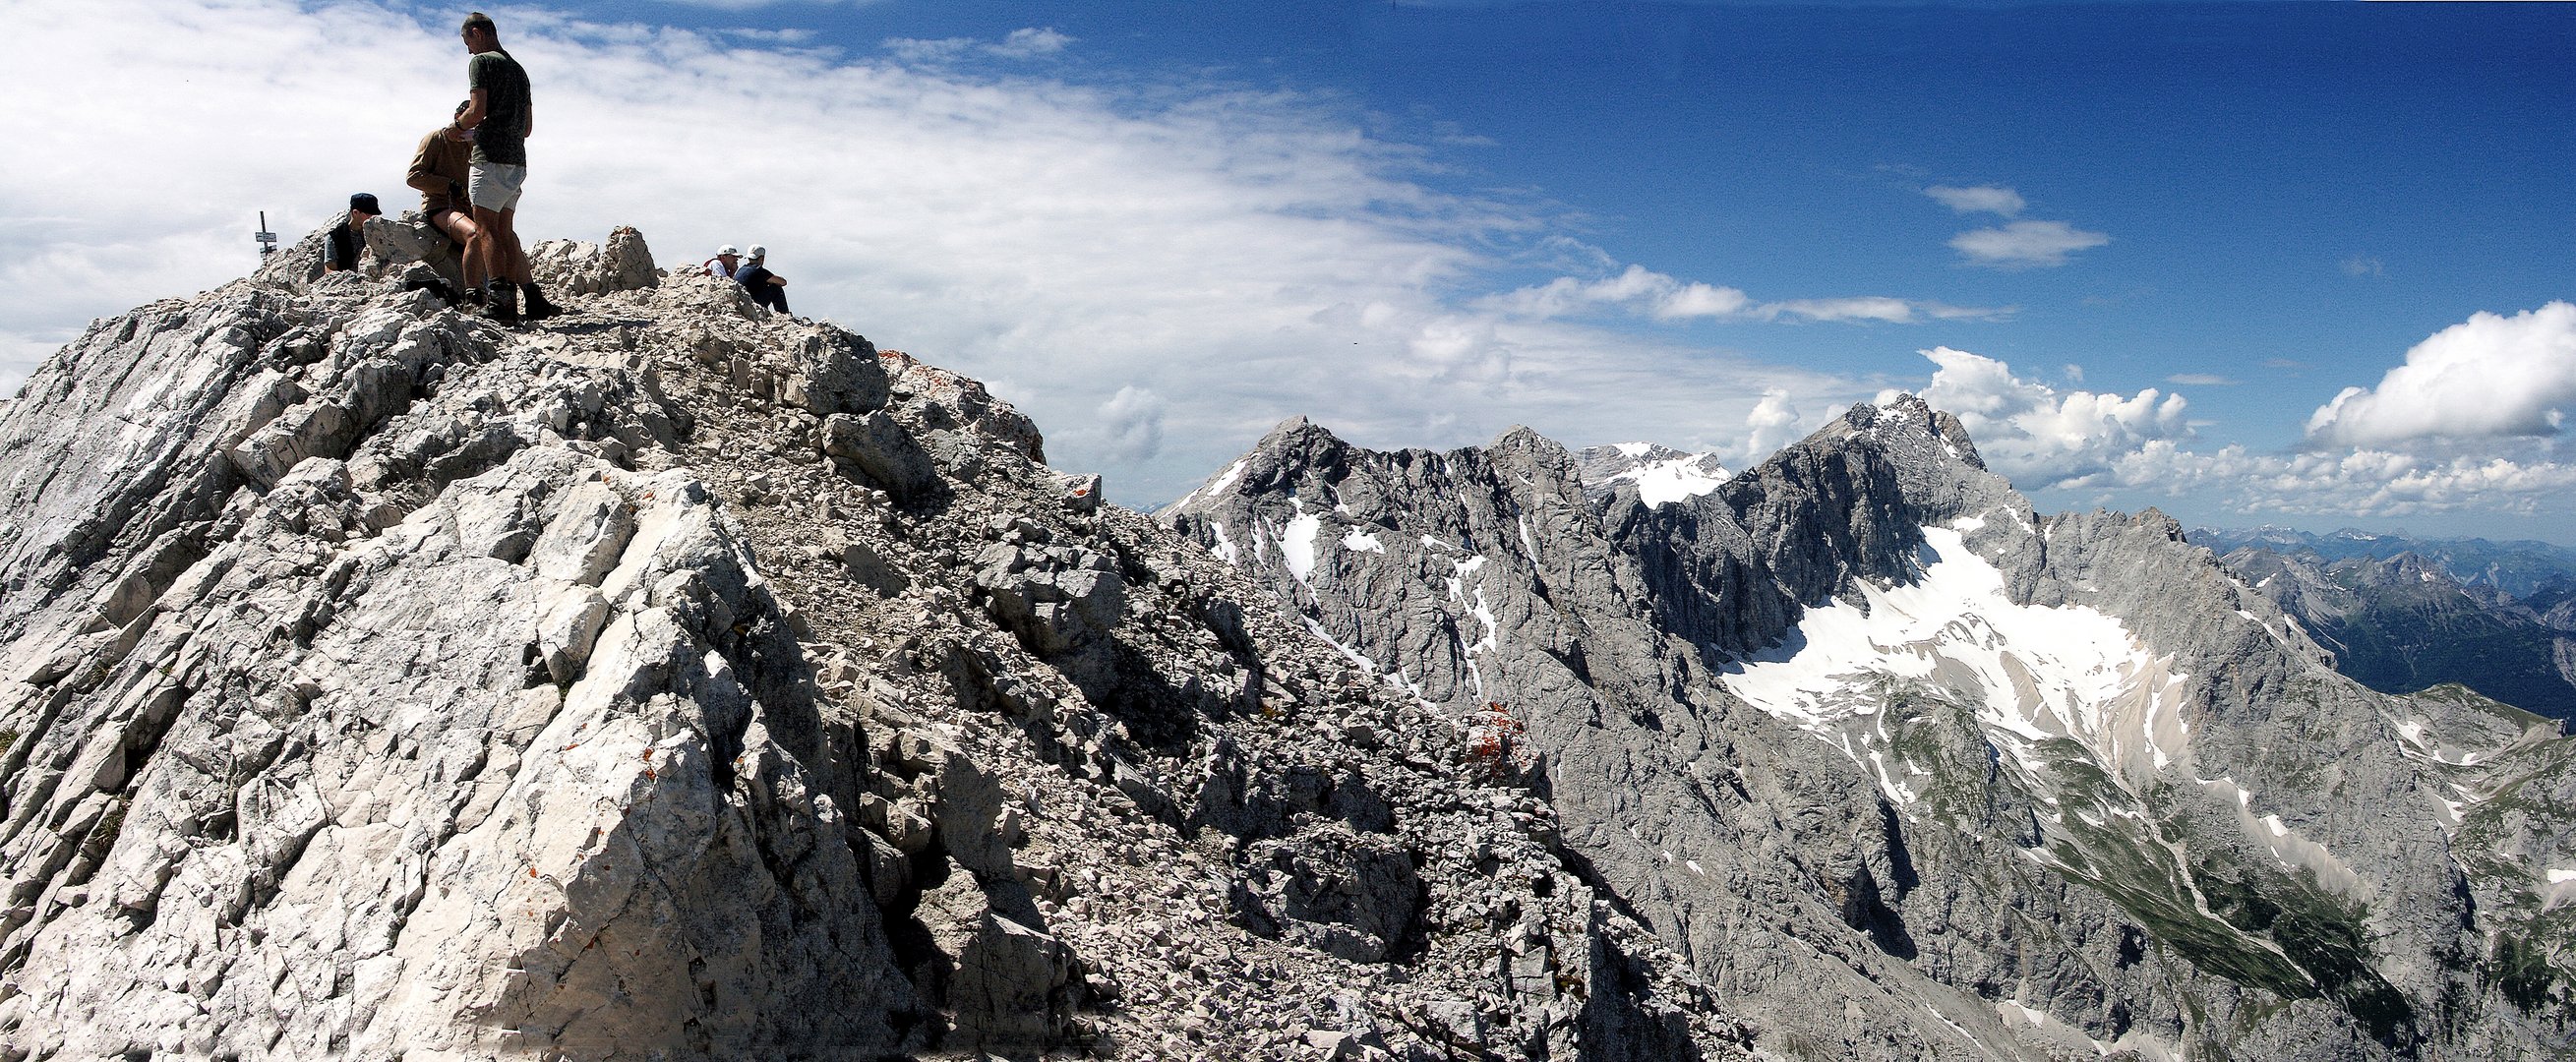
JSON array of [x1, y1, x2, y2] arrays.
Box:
[[747, 245, 767, 259], [716, 245, 739, 257]]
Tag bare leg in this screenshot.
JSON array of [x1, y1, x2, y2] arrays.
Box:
[[433, 211, 485, 290], [492, 207, 526, 284], [469, 205, 508, 293]]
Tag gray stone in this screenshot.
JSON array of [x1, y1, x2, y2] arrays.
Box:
[[525, 225, 658, 297], [822, 410, 939, 501]]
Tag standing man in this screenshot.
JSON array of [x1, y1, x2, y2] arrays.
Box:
[[451, 12, 562, 323], [321, 193, 382, 274]]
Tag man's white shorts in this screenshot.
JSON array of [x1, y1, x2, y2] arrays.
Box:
[[468, 161, 526, 212]]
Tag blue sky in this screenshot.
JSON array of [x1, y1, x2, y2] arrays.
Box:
[[6, 1, 2573, 540]]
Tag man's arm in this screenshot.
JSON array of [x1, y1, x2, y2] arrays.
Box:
[[405, 134, 446, 197], [458, 88, 488, 133], [523, 98, 533, 140]]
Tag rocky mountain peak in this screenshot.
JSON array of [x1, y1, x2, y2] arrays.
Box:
[[0, 224, 1744, 1059], [1165, 389, 2576, 1059]]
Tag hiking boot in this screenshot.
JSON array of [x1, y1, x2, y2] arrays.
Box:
[[481, 280, 519, 324], [519, 282, 565, 323]]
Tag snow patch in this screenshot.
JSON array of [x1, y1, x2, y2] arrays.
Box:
[[1209, 522, 1240, 565], [1304, 617, 1381, 677], [1343, 528, 1385, 554], [1281, 504, 1323, 584], [1720, 527, 2188, 784], [1611, 453, 1732, 508], [1186, 458, 1248, 506]]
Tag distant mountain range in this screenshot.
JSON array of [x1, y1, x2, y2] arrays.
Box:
[[2189, 525, 2576, 599], [2194, 528, 2576, 725]]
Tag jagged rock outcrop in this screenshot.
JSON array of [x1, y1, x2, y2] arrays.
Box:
[[0, 227, 1744, 1060], [1166, 401, 2576, 1060]]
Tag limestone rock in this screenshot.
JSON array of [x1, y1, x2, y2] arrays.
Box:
[[525, 225, 659, 296]]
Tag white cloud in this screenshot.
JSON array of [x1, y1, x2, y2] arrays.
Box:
[[1742, 388, 1804, 462], [1913, 344, 2576, 521], [884, 27, 1074, 64], [1924, 185, 2024, 217], [2341, 255, 2384, 277], [990, 28, 1074, 58], [1917, 346, 2191, 487], [2165, 374, 2236, 386], [1764, 296, 1915, 324], [2100, 443, 2576, 519], [1092, 384, 1167, 464], [1481, 265, 2007, 325], [2306, 302, 2576, 448], [1, 0, 1871, 507], [1948, 219, 2109, 269], [1480, 266, 1750, 322]]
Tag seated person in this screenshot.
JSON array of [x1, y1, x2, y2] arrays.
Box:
[[408, 101, 484, 292], [737, 245, 789, 313], [702, 245, 741, 279], [322, 193, 382, 273]]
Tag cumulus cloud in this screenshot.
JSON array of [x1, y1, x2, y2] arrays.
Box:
[[1924, 185, 2024, 217], [2306, 302, 2576, 448], [1093, 385, 1167, 464], [1742, 388, 1804, 462], [2100, 443, 2576, 519], [1911, 342, 2576, 522], [1948, 220, 2110, 268], [1915, 346, 2191, 487], [2, 0, 1872, 507], [1481, 265, 2007, 325]]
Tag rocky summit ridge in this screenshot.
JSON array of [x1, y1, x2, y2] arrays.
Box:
[[0, 227, 1741, 1061], [0, 221, 2567, 1062]]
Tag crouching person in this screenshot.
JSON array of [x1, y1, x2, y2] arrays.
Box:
[[738, 245, 789, 313], [409, 101, 484, 298], [322, 193, 381, 274]]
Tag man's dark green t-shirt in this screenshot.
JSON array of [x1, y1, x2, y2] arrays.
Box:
[[467, 50, 530, 167]]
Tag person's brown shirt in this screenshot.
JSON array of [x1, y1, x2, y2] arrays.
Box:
[[406, 131, 471, 214]]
